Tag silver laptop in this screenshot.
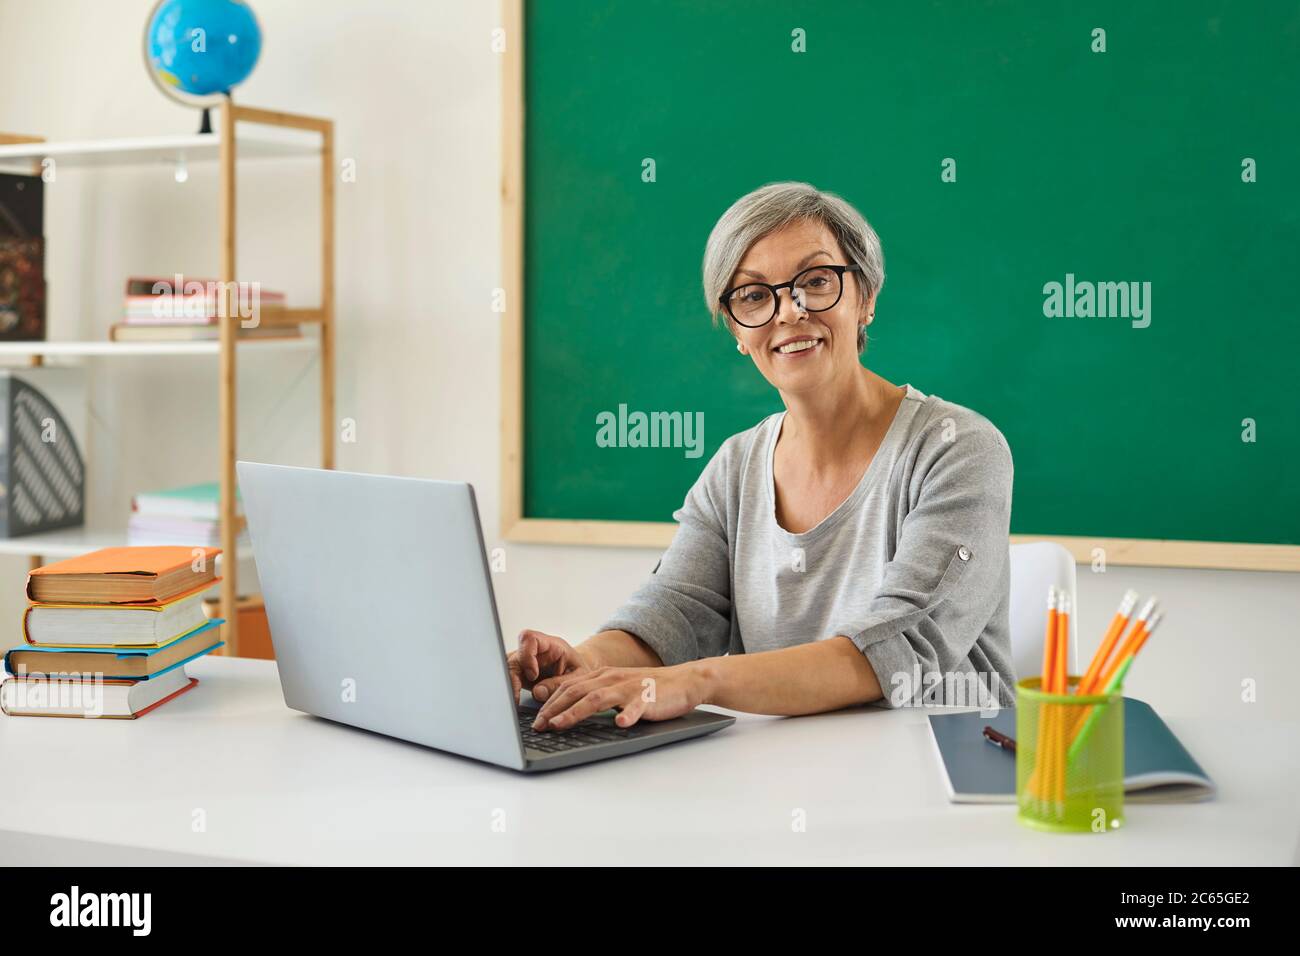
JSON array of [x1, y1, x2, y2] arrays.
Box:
[[237, 462, 734, 772]]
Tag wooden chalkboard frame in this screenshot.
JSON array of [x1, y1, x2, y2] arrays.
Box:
[[499, 0, 1298, 572]]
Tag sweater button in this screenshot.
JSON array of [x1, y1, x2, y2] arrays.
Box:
[[958, 546, 971, 561]]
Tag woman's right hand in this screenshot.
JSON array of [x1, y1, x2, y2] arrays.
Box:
[[507, 629, 594, 704]]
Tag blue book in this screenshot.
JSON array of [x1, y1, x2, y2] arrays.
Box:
[[4, 619, 224, 681], [927, 699, 1215, 803]]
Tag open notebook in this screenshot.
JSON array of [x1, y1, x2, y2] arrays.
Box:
[[927, 698, 1215, 804]]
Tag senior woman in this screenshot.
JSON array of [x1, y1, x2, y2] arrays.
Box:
[[511, 182, 1016, 731]]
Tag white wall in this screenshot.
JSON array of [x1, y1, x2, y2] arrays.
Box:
[[0, 0, 1295, 674]]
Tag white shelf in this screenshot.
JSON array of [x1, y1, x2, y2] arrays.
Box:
[[0, 129, 320, 170], [0, 338, 317, 359], [0, 525, 251, 560]]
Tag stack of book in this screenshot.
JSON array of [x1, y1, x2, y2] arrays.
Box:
[[0, 547, 224, 719], [110, 275, 299, 342], [128, 481, 246, 547]]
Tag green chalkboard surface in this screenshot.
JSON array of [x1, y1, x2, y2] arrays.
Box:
[[521, 0, 1300, 548]]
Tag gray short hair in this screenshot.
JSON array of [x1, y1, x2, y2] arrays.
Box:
[[702, 182, 885, 352]]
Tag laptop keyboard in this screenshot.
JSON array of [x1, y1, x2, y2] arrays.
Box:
[[517, 707, 638, 753]]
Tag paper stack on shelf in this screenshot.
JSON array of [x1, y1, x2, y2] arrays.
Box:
[[129, 481, 246, 547]]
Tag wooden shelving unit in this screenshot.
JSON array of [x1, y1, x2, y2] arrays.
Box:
[[0, 102, 336, 655]]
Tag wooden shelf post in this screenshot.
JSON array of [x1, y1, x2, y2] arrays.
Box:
[[320, 119, 335, 470], [218, 99, 240, 656]]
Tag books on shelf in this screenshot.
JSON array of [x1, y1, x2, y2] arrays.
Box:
[[124, 275, 242, 297], [123, 275, 286, 321], [114, 274, 299, 342], [2, 547, 224, 719], [128, 483, 247, 547], [110, 323, 299, 342], [134, 482, 232, 520], [127, 514, 242, 546]]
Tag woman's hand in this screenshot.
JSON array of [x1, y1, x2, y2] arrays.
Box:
[[531, 663, 713, 731], [507, 629, 594, 704]]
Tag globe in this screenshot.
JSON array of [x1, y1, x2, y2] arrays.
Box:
[[145, 0, 262, 103]]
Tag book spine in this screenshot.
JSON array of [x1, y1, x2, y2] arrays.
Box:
[[132, 676, 199, 718]]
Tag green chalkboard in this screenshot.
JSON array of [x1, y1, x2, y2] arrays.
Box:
[[521, 0, 1300, 548]]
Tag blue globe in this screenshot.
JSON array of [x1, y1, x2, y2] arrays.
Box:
[[146, 0, 262, 99]]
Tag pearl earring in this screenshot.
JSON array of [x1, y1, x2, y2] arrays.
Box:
[[736, 342, 744, 353]]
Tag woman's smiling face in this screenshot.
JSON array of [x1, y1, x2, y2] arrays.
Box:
[[728, 218, 875, 395]]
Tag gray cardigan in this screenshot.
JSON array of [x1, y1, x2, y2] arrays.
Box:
[[597, 384, 1018, 708]]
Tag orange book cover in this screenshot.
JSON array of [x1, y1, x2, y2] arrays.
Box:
[[25, 546, 221, 605]]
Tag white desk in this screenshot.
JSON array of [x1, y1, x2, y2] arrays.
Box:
[[1, 656, 1296, 866]]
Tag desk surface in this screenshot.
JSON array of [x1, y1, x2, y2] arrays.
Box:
[[2, 656, 1297, 866]]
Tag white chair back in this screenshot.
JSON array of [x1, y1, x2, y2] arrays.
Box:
[[1008, 541, 1079, 683]]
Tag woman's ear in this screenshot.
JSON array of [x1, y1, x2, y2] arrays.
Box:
[[862, 288, 878, 326]]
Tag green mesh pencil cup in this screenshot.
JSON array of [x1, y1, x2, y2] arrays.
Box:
[[1015, 676, 1124, 833]]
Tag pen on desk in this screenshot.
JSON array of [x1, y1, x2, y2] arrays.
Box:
[[982, 725, 1016, 753]]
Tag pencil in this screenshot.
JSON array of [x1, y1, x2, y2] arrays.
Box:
[[1065, 595, 1156, 742], [1098, 598, 1160, 690], [1052, 591, 1070, 694], [1030, 587, 1058, 809], [1123, 609, 1162, 659], [1067, 609, 1165, 758], [1041, 586, 1058, 689], [1051, 592, 1071, 814], [1067, 656, 1134, 764], [1076, 589, 1138, 696], [1032, 591, 1070, 815]]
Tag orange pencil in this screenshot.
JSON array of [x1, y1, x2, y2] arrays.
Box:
[[1052, 591, 1070, 694], [1077, 589, 1139, 696], [1050, 592, 1071, 814], [1066, 595, 1157, 742], [1041, 586, 1058, 689], [1030, 587, 1058, 808], [1068, 609, 1165, 750], [1124, 609, 1162, 659], [1033, 590, 1070, 814], [1099, 600, 1160, 689]]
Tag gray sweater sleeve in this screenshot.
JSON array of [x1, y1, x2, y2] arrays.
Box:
[[594, 440, 736, 665], [843, 423, 1015, 708]]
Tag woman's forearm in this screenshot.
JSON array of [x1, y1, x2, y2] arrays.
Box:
[[691, 637, 884, 716], [577, 629, 665, 669]]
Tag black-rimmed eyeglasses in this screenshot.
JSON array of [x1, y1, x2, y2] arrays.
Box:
[[720, 264, 862, 328]]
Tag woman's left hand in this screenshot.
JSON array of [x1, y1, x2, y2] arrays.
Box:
[[531, 663, 711, 731]]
